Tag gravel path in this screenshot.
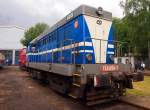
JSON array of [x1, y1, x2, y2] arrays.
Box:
[[0, 66, 146, 110]]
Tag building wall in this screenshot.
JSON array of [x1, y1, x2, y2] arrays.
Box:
[[0, 26, 24, 65], [0, 26, 24, 49], [0, 49, 20, 65], [114, 57, 135, 68]]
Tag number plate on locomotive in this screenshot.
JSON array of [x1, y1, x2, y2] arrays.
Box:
[[100, 64, 119, 72]]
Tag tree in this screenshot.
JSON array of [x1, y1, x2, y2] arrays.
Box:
[[113, 17, 130, 55], [21, 23, 49, 46], [113, 0, 150, 57]]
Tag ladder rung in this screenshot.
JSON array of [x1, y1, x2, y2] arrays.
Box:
[[68, 94, 77, 99], [73, 83, 81, 87], [87, 94, 108, 101], [86, 98, 117, 106], [73, 74, 81, 77]]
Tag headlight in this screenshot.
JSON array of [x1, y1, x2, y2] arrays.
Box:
[[86, 54, 92, 61], [110, 55, 114, 61], [97, 7, 103, 15]]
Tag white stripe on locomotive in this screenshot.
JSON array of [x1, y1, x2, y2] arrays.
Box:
[[27, 41, 93, 56]]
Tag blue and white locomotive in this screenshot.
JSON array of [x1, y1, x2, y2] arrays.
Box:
[[26, 5, 142, 105]]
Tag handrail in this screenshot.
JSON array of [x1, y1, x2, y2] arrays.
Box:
[[29, 37, 128, 64], [59, 38, 74, 64], [84, 37, 128, 44], [83, 37, 128, 63]]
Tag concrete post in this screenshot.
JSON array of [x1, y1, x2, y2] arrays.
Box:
[[12, 49, 15, 65]]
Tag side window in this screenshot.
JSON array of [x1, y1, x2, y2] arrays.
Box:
[[51, 33, 53, 42], [40, 41, 41, 47], [41, 40, 43, 46], [43, 39, 44, 45], [49, 36, 51, 43], [44, 39, 46, 45], [45, 38, 47, 45], [45, 38, 47, 50], [40, 40, 42, 50], [46, 37, 49, 50], [43, 39, 45, 45], [64, 24, 72, 40], [51, 32, 56, 42], [54, 31, 57, 41]]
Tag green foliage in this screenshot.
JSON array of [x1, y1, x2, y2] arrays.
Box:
[[21, 23, 49, 46], [113, 0, 150, 57], [113, 18, 129, 54]]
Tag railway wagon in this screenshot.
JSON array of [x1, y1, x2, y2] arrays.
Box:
[[19, 48, 26, 70], [0, 53, 5, 68], [26, 5, 143, 105]]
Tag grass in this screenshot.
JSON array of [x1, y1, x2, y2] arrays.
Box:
[[127, 76, 150, 96]]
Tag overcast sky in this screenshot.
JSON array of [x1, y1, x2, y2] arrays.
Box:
[[0, 0, 124, 29]]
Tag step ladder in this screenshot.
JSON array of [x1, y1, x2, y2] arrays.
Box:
[[68, 72, 82, 99]]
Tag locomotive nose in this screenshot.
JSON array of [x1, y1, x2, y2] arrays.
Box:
[[94, 74, 112, 88]]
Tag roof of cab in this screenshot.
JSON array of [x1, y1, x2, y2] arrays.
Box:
[[30, 4, 112, 44]]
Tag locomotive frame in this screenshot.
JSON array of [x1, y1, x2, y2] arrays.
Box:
[[26, 5, 143, 105], [26, 40, 133, 105]]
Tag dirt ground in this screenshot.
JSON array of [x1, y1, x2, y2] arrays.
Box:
[[0, 66, 145, 110]]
